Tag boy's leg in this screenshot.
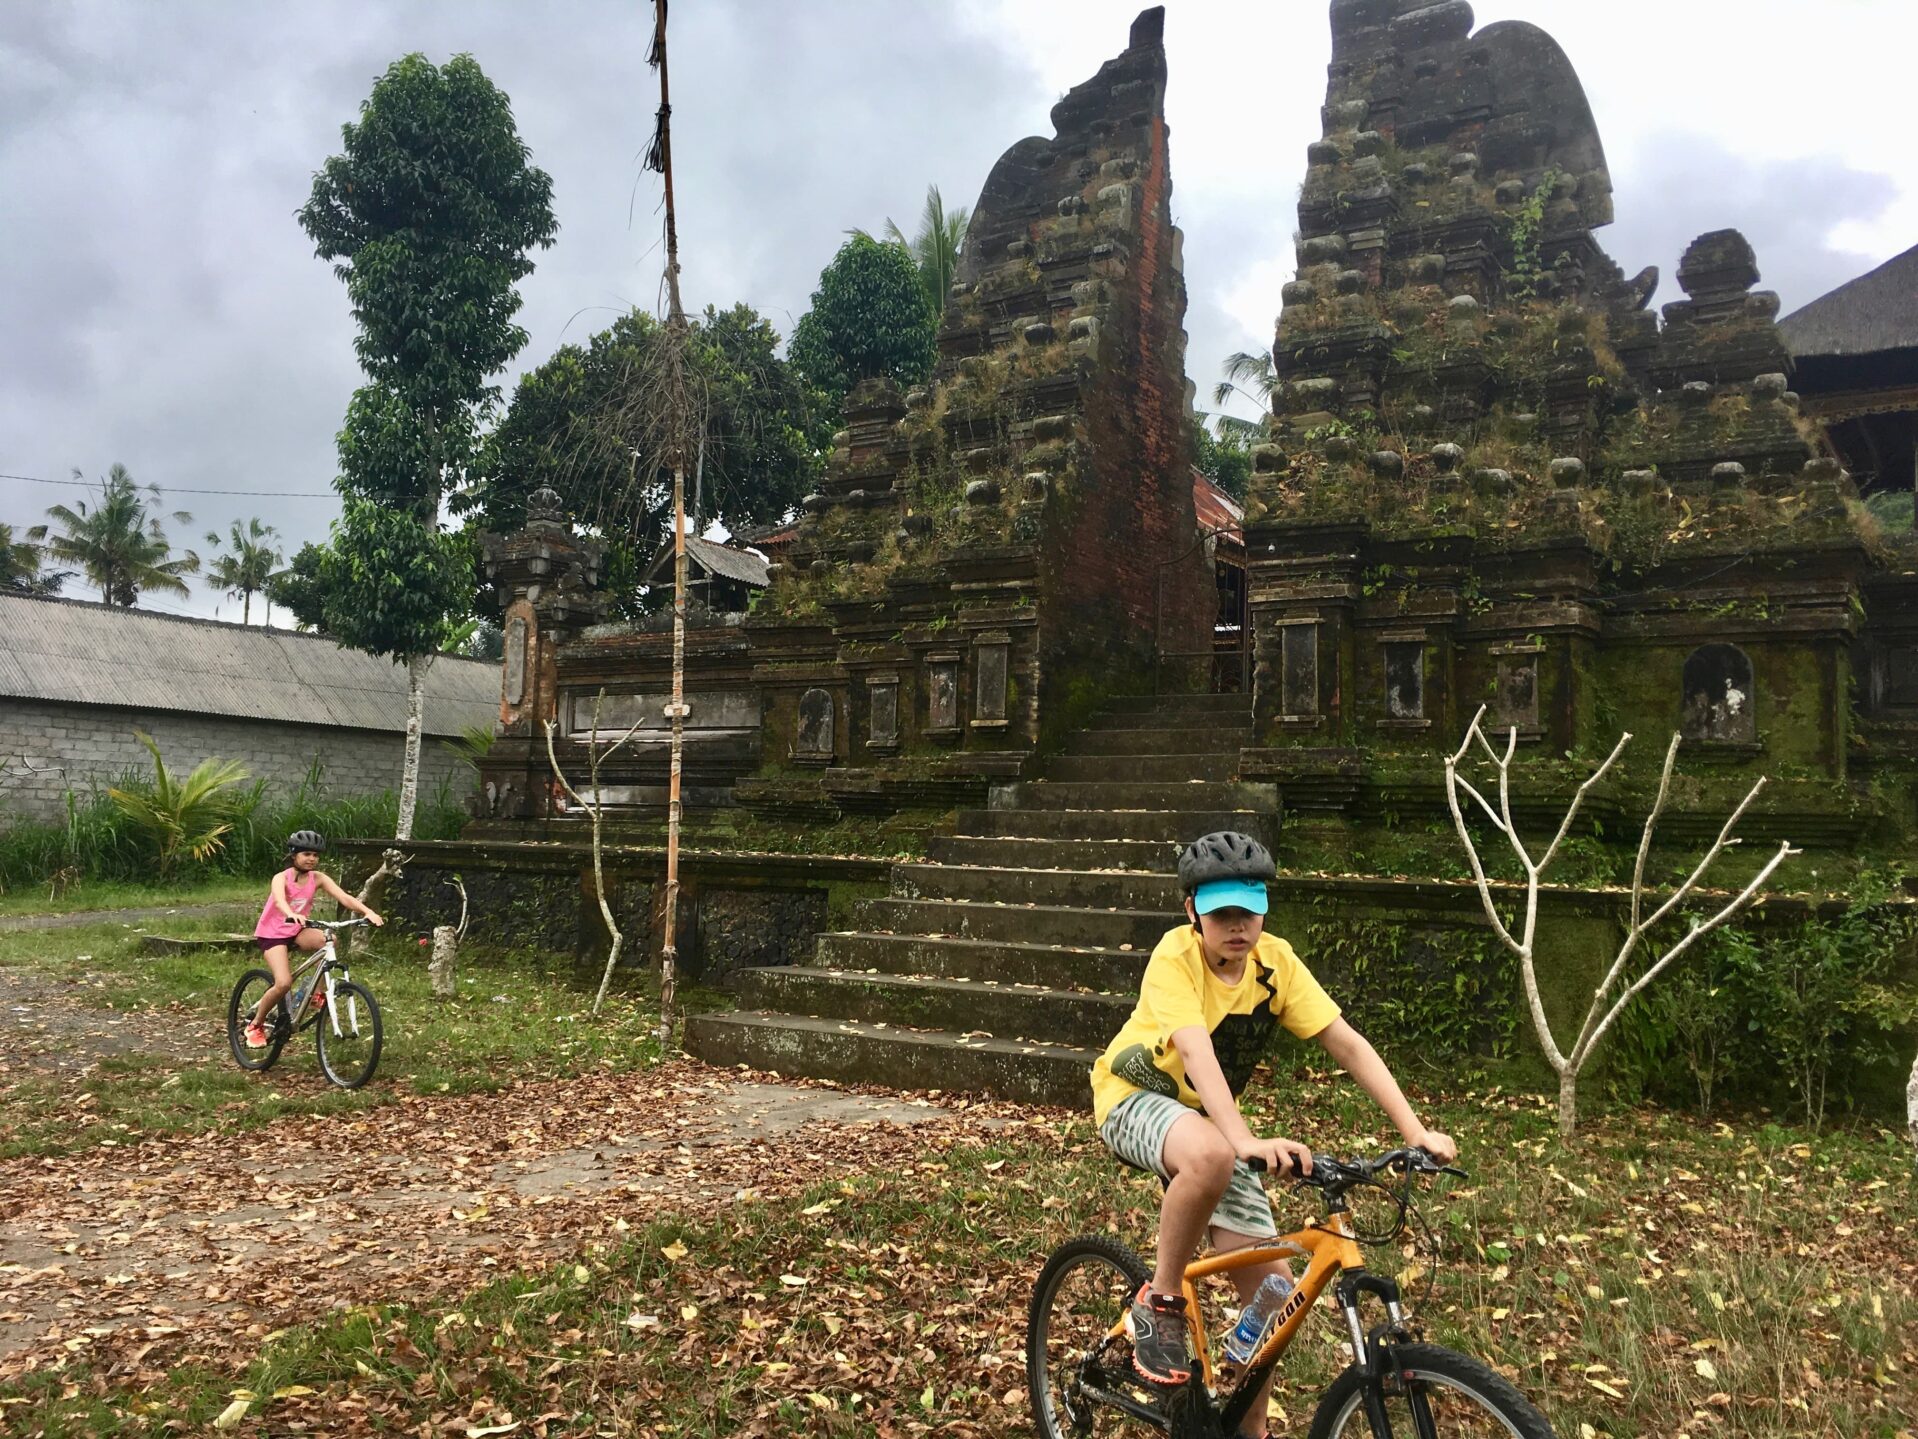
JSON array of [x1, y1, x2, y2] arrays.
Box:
[[1154, 1111, 1236, 1294], [1210, 1226, 1294, 1438]]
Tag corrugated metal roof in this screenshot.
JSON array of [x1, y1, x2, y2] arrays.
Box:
[[642, 535, 771, 588], [1779, 242, 1918, 359], [1192, 467, 1244, 543], [0, 595, 500, 735]]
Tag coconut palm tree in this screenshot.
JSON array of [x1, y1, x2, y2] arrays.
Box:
[[202, 516, 283, 624], [1211, 350, 1280, 441], [0, 523, 66, 595], [857, 184, 970, 322], [33, 465, 198, 607]]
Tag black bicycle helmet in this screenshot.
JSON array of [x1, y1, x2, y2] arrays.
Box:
[[285, 829, 327, 855], [1177, 831, 1275, 894]]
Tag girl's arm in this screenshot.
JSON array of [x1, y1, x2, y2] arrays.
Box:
[[1315, 1017, 1455, 1162], [1171, 1026, 1317, 1175], [271, 871, 303, 925], [316, 872, 384, 925]]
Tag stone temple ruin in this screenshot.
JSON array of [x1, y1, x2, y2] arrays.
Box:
[[388, 2, 1914, 1105]]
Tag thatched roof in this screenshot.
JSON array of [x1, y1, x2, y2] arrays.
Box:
[[0, 594, 500, 734], [1779, 243, 1918, 359]]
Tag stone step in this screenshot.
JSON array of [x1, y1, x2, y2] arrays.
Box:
[[893, 862, 1179, 911], [1086, 709, 1257, 730], [1065, 726, 1250, 756], [732, 967, 1131, 1049], [682, 1011, 1096, 1106], [1099, 693, 1254, 715], [1044, 752, 1239, 784], [990, 780, 1279, 813], [953, 808, 1274, 842], [927, 834, 1182, 872], [859, 897, 1175, 950], [814, 932, 1147, 992]]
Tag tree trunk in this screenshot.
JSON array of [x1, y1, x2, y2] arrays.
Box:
[[395, 653, 432, 839], [1557, 1069, 1580, 1138], [1904, 1046, 1916, 1164], [429, 925, 458, 999], [242, 591, 252, 625]]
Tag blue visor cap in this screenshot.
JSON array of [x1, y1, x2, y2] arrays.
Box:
[[1192, 878, 1269, 916]]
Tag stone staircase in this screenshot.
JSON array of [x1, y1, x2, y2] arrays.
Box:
[[683, 693, 1277, 1104]]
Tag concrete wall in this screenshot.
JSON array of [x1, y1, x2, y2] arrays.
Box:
[[0, 698, 476, 824]]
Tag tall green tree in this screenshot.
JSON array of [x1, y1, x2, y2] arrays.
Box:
[[1191, 417, 1253, 503], [298, 52, 556, 838], [476, 303, 824, 611], [857, 184, 968, 323], [32, 464, 198, 607], [1210, 349, 1278, 440], [0, 523, 66, 595], [201, 517, 283, 624], [789, 233, 935, 410]]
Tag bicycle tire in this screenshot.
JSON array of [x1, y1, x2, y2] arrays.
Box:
[[314, 980, 382, 1090], [227, 968, 287, 1072], [1308, 1342, 1557, 1439], [1027, 1234, 1160, 1438]]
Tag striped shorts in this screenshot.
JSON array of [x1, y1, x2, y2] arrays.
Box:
[[1098, 1089, 1278, 1240]]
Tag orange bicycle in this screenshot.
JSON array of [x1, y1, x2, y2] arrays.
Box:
[[1026, 1147, 1556, 1438]]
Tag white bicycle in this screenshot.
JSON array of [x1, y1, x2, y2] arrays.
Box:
[[226, 918, 383, 1089]]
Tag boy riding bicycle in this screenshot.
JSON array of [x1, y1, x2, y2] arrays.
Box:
[[1090, 830, 1455, 1430], [243, 829, 383, 1048]]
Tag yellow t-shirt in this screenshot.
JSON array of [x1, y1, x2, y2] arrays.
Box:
[[1090, 926, 1342, 1127]]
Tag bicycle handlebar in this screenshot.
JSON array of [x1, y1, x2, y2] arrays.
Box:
[[1244, 1146, 1467, 1191], [306, 916, 371, 931]]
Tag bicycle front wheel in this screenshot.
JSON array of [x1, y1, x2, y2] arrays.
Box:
[[1027, 1234, 1159, 1438], [1308, 1342, 1556, 1439], [315, 980, 382, 1089], [228, 968, 287, 1071]]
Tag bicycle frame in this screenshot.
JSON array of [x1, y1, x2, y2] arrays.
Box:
[[278, 928, 358, 1039], [1090, 1208, 1408, 1434]]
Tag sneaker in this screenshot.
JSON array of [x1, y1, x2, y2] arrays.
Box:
[[1125, 1283, 1192, 1386], [243, 1022, 269, 1049]]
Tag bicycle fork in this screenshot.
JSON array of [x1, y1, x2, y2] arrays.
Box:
[[1335, 1274, 1437, 1439]]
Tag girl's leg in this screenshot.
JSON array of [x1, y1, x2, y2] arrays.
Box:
[[1210, 1226, 1295, 1437], [1153, 1111, 1235, 1295], [251, 945, 293, 1026]]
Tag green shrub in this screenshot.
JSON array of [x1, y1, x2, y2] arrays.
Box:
[[106, 732, 252, 877]]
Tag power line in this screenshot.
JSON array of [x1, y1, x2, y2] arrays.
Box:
[[0, 471, 337, 499]]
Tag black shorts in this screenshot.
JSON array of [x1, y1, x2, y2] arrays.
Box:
[[254, 929, 312, 955]]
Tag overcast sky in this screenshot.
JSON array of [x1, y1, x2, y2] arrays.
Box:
[[4, 0, 1911, 622]]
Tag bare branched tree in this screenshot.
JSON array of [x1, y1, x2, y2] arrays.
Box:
[[1443, 705, 1797, 1137], [544, 691, 647, 1016]]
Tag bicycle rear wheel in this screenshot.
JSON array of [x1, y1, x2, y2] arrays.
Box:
[[1308, 1342, 1556, 1439], [227, 969, 287, 1071], [1027, 1234, 1163, 1437], [315, 980, 382, 1089]]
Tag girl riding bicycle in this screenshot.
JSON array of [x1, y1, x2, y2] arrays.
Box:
[[1090, 830, 1454, 1433], [243, 830, 383, 1048]]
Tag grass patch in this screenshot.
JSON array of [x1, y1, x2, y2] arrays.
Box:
[[8, 1067, 1912, 1436], [0, 872, 260, 919], [0, 915, 728, 1159]]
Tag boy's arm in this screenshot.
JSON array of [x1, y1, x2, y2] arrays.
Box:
[[317, 872, 384, 925], [1171, 1025, 1317, 1175], [1315, 1017, 1455, 1162]]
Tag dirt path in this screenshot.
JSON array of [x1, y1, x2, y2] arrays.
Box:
[[0, 966, 207, 1076], [0, 1059, 1022, 1386]]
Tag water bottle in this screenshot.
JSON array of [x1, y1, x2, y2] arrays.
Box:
[[1222, 1273, 1294, 1366]]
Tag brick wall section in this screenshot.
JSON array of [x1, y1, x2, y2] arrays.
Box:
[[0, 698, 474, 824]]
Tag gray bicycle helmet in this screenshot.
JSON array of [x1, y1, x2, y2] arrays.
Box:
[[285, 829, 327, 854], [1176, 831, 1275, 894]]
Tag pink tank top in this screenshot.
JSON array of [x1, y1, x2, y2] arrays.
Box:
[[255, 869, 319, 940]]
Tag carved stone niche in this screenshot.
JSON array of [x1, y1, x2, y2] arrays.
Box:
[[1381, 634, 1428, 725], [1278, 615, 1321, 724], [865, 672, 901, 752], [793, 688, 835, 766], [925, 653, 962, 740], [971, 631, 1012, 730], [1681, 644, 1756, 746], [503, 614, 530, 707], [1489, 641, 1543, 736]]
